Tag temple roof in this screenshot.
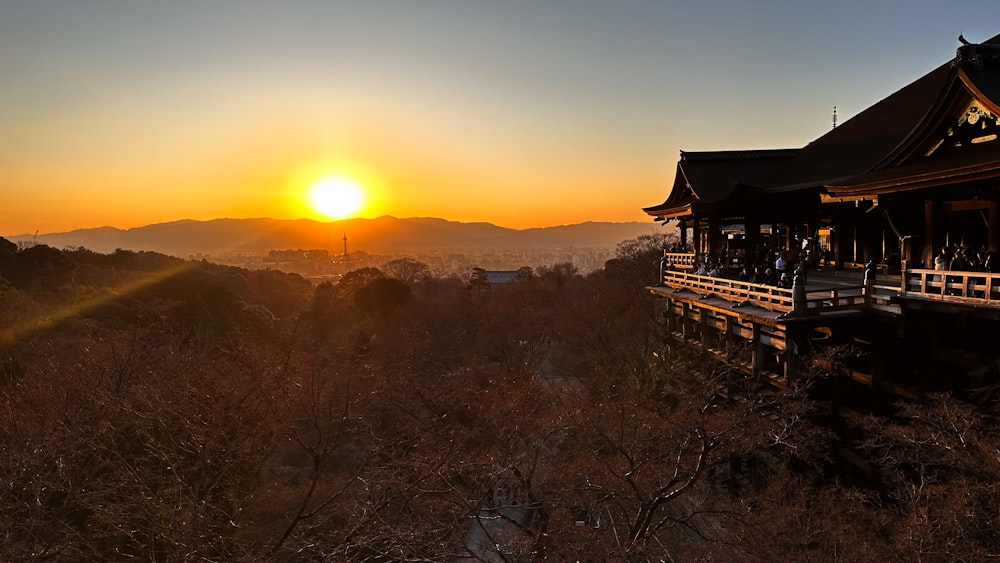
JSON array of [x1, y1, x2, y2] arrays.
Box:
[[642, 149, 798, 219], [765, 62, 954, 189], [645, 33, 1000, 220]]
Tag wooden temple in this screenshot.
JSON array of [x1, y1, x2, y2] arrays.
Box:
[[644, 35, 1000, 398]]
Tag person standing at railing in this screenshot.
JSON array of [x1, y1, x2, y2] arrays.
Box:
[[754, 265, 769, 285], [986, 251, 999, 273], [738, 264, 753, 282], [774, 252, 788, 278], [951, 247, 969, 271], [764, 267, 778, 286], [934, 247, 952, 271]]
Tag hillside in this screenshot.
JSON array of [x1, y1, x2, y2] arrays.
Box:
[[6, 216, 667, 257]]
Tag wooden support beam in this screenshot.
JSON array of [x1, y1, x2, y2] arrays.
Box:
[[784, 334, 801, 384], [708, 215, 722, 260], [990, 200, 1000, 253], [924, 200, 946, 269], [751, 324, 763, 380]]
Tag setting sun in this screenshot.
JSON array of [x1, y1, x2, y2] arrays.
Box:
[[307, 177, 365, 220]]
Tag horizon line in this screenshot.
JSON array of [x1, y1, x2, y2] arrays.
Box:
[[4, 215, 662, 238]]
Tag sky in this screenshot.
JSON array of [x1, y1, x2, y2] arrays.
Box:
[[2, 0, 999, 235]]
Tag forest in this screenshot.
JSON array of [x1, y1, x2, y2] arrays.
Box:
[[1, 234, 999, 562]]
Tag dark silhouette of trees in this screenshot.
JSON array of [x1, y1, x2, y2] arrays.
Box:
[[616, 231, 680, 282], [383, 257, 430, 285], [2, 240, 999, 560], [352, 277, 412, 319], [335, 266, 385, 299], [468, 266, 490, 293], [536, 261, 579, 285]]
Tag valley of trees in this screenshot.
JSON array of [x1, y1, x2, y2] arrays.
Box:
[[1, 233, 999, 561]]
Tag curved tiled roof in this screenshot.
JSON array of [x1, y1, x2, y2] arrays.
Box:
[[642, 149, 798, 218], [644, 33, 1000, 219]]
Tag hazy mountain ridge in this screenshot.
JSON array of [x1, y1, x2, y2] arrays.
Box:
[[7, 216, 664, 257]]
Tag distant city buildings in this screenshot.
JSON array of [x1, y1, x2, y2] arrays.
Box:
[[211, 245, 617, 282]]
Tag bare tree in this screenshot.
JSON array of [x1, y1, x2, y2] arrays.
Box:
[[383, 257, 430, 285]]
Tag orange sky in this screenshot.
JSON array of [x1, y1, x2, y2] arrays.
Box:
[[3, 2, 996, 236]]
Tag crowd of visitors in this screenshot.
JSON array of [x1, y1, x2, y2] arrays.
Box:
[[663, 243, 804, 289], [934, 245, 999, 273]]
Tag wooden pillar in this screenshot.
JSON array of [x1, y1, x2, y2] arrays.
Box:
[[723, 317, 733, 360], [700, 310, 710, 349], [862, 207, 876, 264], [745, 219, 760, 267], [680, 303, 691, 340], [751, 324, 763, 380], [693, 217, 702, 262], [805, 216, 818, 267], [679, 219, 688, 251], [924, 200, 947, 269], [708, 215, 722, 262], [989, 200, 1000, 253], [923, 200, 935, 269], [784, 334, 801, 384], [902, 201, 922, 272], [834, 223, 853, 270]]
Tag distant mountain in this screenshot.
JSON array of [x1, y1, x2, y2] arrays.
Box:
[[5, 217, 669, 258]]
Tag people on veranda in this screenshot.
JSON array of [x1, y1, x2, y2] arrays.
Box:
[[764, 267, 778, 286], [774, 252, 788, 277], [985, 251, 999, 273], [754, 265, 769, 284], [934, 247, 953, 271], [951, 247, 969, 272]]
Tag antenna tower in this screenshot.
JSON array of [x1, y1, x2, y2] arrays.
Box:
[[342, 233, 348, 258], [832, 106, 838, 129]]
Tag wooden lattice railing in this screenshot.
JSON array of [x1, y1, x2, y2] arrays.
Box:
[[902, 269, 1000, 303], [658, 271, 870, 313], [658, 268, 1000, 313], [662, 252, 697, 269]]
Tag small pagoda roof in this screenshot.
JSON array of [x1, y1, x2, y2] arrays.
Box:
[[643, 149, 798, 219]]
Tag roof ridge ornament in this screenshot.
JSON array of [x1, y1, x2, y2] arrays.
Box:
[[925, 100, 999, 156], [954, 34, 1000, 70]]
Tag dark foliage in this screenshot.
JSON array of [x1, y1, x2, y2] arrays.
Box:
[[0, 237, 997, 561]]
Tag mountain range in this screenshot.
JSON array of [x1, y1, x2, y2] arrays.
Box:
[[6, 216, 667, 258]]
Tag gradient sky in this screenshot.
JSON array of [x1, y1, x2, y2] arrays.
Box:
[[2, 1, 999, 235]]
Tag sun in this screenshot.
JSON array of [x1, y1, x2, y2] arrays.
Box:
[[307, 176, 365, 219]]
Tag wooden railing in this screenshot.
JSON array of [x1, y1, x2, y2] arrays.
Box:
[[662, 252, 696, 269], [660, 270, 793, 309], [902, 269, 1000, 303], [658, 271, 872, 314], [802, 285, 868, 311], [660, 267, 1000, 314]]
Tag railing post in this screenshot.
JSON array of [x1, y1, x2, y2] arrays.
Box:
[[791, 269, 807, 316], [864, 260, 875, 306]]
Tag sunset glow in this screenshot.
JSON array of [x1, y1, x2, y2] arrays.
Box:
[[1, 3, 996, 236], [306, 177, 365, 220]]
